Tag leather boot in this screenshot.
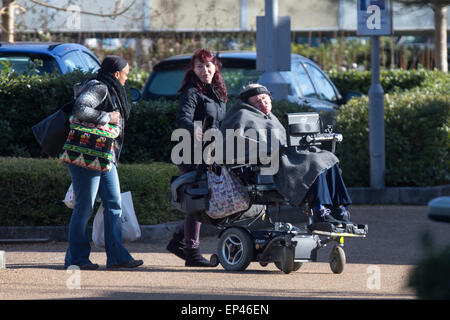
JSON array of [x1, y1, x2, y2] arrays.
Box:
[[185, 248, 214, 267], [166, 232, 186, 260]]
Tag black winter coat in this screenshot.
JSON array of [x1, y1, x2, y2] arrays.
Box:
[[72, 79, 125, 165], [176, 83, 226, 167]]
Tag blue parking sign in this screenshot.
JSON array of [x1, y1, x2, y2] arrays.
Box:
[[357, 0, 392, 36]]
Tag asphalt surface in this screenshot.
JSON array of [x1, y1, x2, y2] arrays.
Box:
[[0, 205, 449, 302]]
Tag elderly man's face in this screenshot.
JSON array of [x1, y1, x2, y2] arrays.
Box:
[[248, 93, 272, 115]]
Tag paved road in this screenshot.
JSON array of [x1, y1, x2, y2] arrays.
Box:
[[0, 205, 449, 301]]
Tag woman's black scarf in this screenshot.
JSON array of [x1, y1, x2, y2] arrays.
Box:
[[96, 71, 131, 121]]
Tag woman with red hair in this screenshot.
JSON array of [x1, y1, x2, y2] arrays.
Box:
[[167, 49, 228, 267]]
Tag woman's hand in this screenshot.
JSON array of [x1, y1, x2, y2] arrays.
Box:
[[194, 126, 203, 141], [109, 111, 121, 125]]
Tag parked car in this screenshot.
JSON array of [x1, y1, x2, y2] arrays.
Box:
[[139, 51, 346, 112], [0, 42, 100, 75]]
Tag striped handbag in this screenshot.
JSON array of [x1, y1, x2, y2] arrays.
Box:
[[59, 116, 120, 172]]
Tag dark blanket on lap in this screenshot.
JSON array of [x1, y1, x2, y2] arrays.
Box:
[[219, 100, 339, 206]]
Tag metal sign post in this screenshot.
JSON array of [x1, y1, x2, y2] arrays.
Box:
[[357, 0, 392, 189], [256, 0, 291, 100]]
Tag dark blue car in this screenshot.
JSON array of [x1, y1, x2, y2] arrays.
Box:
[[0, 42, 100, 75], [141, 51, 345, 112]]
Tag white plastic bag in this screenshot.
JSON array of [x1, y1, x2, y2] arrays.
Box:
[[92, 203, 105, 247], [92, 191, 141, 248], [64, 184, 100, 209], [62, 184, 75, 209], [120, 191, 141, 242]]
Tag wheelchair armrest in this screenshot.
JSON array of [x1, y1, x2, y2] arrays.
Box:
[[185, 186, 209, 197]]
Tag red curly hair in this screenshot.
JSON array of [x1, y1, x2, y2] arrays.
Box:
[[178, 48, 228, 102]]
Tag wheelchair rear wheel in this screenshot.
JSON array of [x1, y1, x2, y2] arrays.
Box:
[[218, 227, 254, 271]]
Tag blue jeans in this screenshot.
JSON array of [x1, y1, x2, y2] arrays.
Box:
[[64, 163, 132, 268]]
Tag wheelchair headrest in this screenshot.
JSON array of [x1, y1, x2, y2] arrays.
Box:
[[285, 112, 320, 147]]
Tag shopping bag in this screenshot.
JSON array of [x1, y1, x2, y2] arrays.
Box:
[[62, 183, 75, 209], [92, 191, 141, 247], [206, 166, 250, 219], [32, 101, 73, 158], [92, 203, 105, 247], [120, 191, 141, 243]]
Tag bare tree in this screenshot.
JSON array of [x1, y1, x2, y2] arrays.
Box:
[[1, 0, 137, 42], [0, 0, 23, 41], [396, 0, 449, 71]]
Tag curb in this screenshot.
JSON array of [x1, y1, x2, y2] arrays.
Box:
[[1, 185, 449, 243], [348, 184, 450, 205]]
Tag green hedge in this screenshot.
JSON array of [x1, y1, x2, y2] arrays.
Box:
[[0, 68, 449, 226], [335, 88, 449, 187], [1, 68, 440, 160], [0, 69, 312, 163], [327, 68, 441, 98], [0, 157, 182, 226]]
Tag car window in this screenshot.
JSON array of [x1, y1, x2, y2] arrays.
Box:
[[0, 54, 59, 75], [62, 51, 87, 72], [81, 52, 100, 72], [147, 67, 264, 97], [279, 71, 298, 96], [304, 63, 337, 102], [147, 70, 186, 96], [291, 62, 317, 98], [221, 68, 263, 96]]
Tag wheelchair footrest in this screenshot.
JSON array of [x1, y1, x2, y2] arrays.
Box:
[[308, 222, 368, 236], [343, 223, 368, 235], [307, 222, 344, 233]]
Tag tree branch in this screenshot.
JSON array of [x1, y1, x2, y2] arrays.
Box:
[[395, 0, 450, 6], [28, 0, 137, 18]]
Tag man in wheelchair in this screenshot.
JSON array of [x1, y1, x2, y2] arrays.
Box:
[[170, 83, 367, 273], [217, 84, 359, 230]]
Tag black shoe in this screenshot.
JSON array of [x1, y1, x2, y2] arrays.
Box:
[[166, 235, 186, 260], [107, 259, 143, 269], [66, 263, 99, 270], [312, 205, 342, 225], [185, 248, 215, 267], [80, 263, 99, 270]]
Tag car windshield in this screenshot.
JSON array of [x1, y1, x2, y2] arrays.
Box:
[[222, 68, 263, 96], [0, 54, 59, 75], [147, 67, 263, 97]]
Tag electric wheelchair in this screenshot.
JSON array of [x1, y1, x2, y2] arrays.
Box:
[[170, 112, 368, 274]]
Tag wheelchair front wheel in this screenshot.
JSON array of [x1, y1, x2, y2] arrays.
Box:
[[218, 227, 254, 272], [209, 254, 220, 267], [274, 246, 295, 274], [329, 245, 346, 274]]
